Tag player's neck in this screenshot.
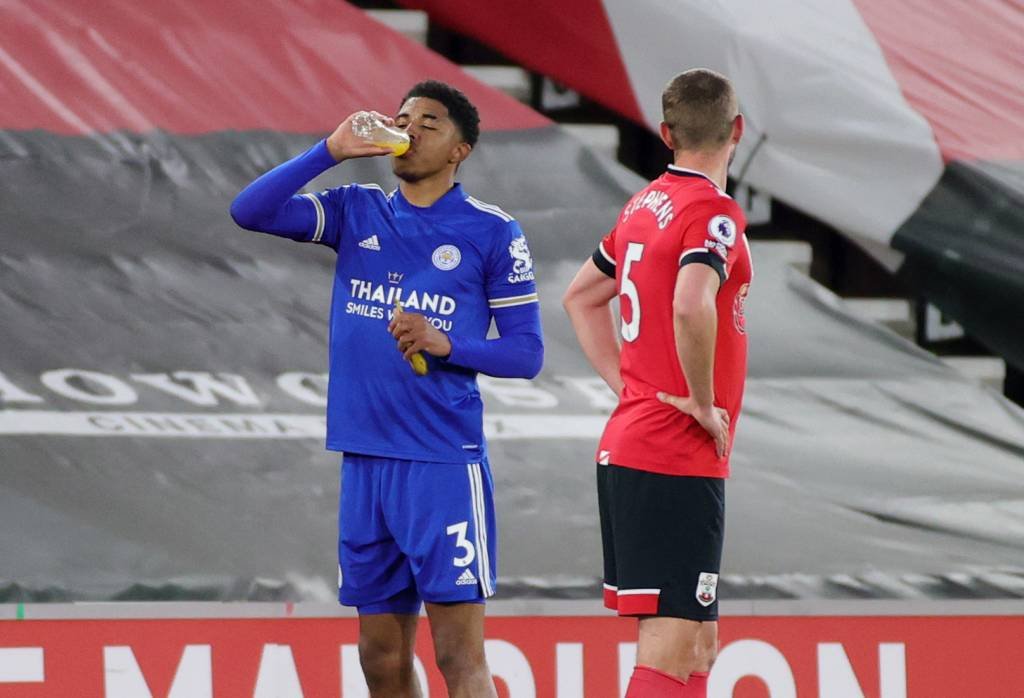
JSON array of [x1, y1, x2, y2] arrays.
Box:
[[398, 170, 458, 208], [672, 152, 728, 190]]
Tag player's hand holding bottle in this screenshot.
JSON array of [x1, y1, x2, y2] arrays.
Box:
[[389, 303, 452, 376], [656, 392, 731, 459], [326, 111, 407, 162]]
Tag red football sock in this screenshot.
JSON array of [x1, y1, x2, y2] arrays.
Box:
[[625, 665, 688, 697], [680, 671, 708, 697]]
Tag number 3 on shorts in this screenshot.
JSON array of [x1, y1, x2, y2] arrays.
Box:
[[446, 521, 476, 567]]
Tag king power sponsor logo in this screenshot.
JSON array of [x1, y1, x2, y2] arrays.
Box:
[[0, 369, 616, 439], [8, 611, 1010, 696]]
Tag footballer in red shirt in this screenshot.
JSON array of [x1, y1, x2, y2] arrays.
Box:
[[564, 69, 750, 697], [594, 167, 751, 478]]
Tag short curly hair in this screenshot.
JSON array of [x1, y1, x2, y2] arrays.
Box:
[[401, 80, 480, 147]]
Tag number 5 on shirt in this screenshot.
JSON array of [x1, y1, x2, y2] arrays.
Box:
[[620, 242, 645, 342]]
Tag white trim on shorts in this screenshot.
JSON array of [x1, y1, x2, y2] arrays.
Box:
[[467, 463, 495, 597]]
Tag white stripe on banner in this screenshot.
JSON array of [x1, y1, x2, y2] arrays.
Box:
[[600, 0, 943, 254], [0, 648, 44, 683], [0, 412, 327, 438], [0, 411, 606, 440]]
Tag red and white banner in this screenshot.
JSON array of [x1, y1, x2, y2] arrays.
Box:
[[397, 0, 1024, 246], [2, 613, 1023, 696]]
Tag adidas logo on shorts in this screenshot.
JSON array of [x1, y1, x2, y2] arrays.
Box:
[[455, 569, 477, 586]]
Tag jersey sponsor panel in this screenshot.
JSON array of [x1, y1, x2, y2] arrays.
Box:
[[345, 278, 458, 331]]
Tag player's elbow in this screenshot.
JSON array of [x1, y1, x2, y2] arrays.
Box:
[[673, 294, 715, 321], [561, 287, 577, 314], [521, 335, 544, 379], [525, 355, 543, 380], [561, 284, 588, 319], [229, 194, 261, 231], [506, 334, 543, 379]]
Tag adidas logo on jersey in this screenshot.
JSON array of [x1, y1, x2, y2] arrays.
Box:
[[358, 235, 381, 251], [455, 569, 477, 586]]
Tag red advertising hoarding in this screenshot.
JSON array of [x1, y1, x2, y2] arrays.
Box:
[[2, 610, 1023, 696]]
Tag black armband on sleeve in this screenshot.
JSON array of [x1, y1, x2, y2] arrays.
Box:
[[679, 249, 726, 286], [592, 246, 616, 278]]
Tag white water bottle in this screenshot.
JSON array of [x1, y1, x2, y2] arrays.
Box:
[[351, 111, 410, 155]]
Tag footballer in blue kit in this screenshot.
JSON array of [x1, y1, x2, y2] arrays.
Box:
[[230, 81, 542, 696]]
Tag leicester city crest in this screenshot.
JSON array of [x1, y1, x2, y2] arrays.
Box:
[[432, 244, 461, 271]]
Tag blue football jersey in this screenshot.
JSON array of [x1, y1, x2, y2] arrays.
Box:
[[299, 180, 539, 463]]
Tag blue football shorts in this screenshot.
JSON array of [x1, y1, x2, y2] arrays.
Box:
[[338, 453, 498, 614]]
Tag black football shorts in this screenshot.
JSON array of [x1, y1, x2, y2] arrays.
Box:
[[597, 462, 725, 621]]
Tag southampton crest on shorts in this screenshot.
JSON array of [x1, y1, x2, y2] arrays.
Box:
[[696, 572, 719, 607]]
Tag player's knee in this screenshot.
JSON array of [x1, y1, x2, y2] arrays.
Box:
[[699, 643, 718, 672], [358, 637, 414, 688], [433, 641, 486, 682], [695, 630, 718, 672]]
